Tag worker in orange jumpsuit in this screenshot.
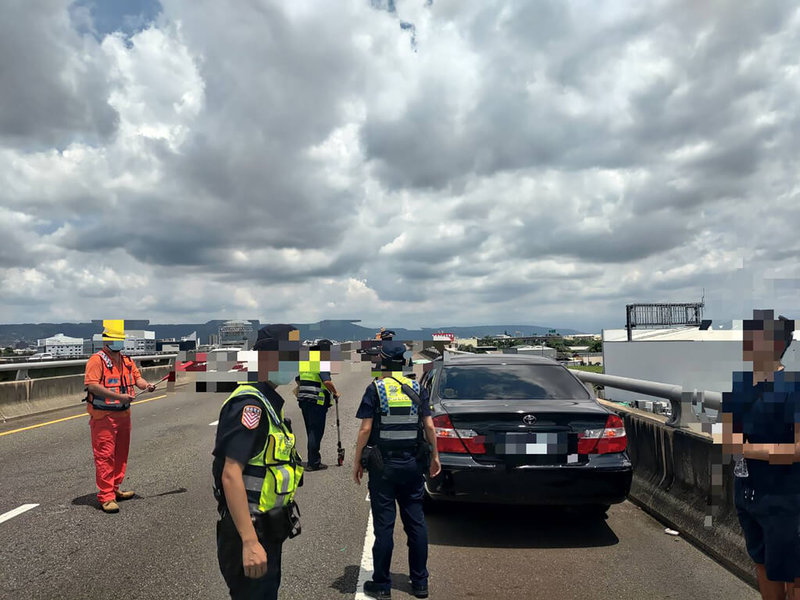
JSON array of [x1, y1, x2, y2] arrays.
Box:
[[83, 321, 155, 513]]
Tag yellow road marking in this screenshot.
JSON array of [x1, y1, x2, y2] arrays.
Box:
[[130, 394, 167, 406], [0, 412, 91, 437], [0, 387, 183, 438]]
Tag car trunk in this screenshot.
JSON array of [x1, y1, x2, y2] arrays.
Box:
[[442, 399, 610, 466]]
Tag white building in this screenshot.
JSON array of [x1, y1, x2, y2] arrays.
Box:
[[514, 345, 558, 359], [36, 333, 84, 358], [602, 325, 800, 404], [219, 320, 255, 349]]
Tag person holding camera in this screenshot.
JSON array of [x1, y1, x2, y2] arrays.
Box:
[[212, 324, 305, 600], [352, 341, 441, 600]]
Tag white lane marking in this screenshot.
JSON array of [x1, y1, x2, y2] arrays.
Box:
[[209, 420, 219, 426], [354, 493, 374, 600], [0, 504, 39, 525]]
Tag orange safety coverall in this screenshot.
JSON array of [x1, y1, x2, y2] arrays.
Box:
[[84, 351, 140, 503]]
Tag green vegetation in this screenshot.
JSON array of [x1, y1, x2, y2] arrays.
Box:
[[456, 344, 481, 353]]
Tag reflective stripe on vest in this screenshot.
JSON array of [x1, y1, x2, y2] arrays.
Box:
[[89, 351, 136, 411], [374, 373, 422, 451], [297, 371, 326, 405], [220, 384, 304, 514]]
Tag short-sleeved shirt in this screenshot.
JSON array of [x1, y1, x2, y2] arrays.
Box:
[[295, 371, 333, 405], [356, 379, 431, 448], [723, 370, 800, 493], [83, 351, 141, 419], [212, 383, 285, 510], [356, 379, 432, 420]]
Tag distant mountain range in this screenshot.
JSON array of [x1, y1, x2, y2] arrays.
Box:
[[0, 319, 585, 347]]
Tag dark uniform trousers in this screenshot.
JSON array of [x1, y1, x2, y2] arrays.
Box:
[[299, 401, 327, 468], [217, 513, 283, 600], [368, 454, 429, 590]]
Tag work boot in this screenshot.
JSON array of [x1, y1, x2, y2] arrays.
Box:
[[363, 581, 391, 599], [101, 500, 120, 513], [306, 463, 328, 472], [412, 583, 429, 598], [115, 490, 135, 501]]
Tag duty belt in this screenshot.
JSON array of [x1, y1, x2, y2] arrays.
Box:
[[382, 449, 416, 459]]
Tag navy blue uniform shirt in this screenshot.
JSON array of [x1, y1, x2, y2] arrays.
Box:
[[356, 379, 432, 419], [212, 383, 285, 507], [724, 370, 800, 493]]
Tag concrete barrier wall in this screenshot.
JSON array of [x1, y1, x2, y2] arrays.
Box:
[[600, 400, 755, 588], [0, 366, 187, 421]]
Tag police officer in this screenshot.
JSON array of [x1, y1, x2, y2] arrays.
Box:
[[353, 341, 441, 599], [296, 339, 340, 471], [212, 324, 305, 600]]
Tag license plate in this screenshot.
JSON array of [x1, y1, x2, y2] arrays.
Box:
[[495, 432, 569, 455]]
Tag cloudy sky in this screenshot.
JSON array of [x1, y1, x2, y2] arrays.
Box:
[[1, 0, 799, 332]]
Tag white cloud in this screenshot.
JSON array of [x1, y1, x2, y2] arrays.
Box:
[[1, 0, 799, 332]]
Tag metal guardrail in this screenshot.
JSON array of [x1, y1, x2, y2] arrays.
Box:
[[572, 370, 723, 428], [0, 354, 177, 380]]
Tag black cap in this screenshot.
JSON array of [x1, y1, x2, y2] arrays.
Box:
[[253, 324, 297, 351], [379, 329, 396, 340], [378, 341, 407, 369]]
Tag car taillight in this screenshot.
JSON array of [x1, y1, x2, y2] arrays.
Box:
[[577, 414, 627, 454], [433, 414, 486, 454]]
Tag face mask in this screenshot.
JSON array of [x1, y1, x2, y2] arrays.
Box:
[[107, 341, 125, 352], [269, 371, 297, 386]]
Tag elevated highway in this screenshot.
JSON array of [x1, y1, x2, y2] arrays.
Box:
[[0, 367, 758, 599]]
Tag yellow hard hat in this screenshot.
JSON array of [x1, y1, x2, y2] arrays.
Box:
[[102, 319, 125, 341]]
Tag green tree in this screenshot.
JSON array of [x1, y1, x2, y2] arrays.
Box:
[[545, 338, 569, 353], [588, 339, 603, 353]]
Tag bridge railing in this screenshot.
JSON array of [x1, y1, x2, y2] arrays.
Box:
[[572, 370, 722, 429], [0, 354, 177, 381]]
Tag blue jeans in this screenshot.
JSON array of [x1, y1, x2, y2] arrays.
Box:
[[368, 456, 429, 590], [299, 401, 328, 467]]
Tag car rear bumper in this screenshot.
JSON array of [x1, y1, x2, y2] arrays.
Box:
[[426, 453, 633, 506]]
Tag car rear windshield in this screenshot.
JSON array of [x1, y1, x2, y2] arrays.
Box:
[[437, 364, 591, 400]]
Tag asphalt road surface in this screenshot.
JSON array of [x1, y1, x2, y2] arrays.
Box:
[[0, 365, 759, 600]]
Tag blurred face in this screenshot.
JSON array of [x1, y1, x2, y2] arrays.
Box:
[[742, 323, 784, 365], [257, 328, 301, 384]]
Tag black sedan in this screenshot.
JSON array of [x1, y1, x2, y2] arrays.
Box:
[[421, 354, 632, 511]]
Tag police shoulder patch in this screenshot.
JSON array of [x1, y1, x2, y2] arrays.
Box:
[[241, 405, 262, 430]]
